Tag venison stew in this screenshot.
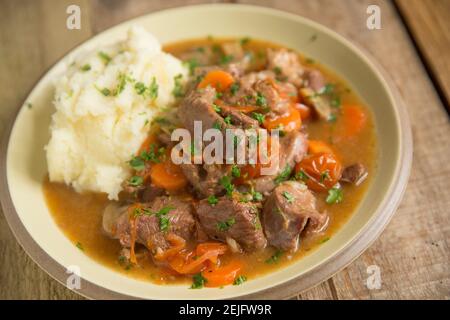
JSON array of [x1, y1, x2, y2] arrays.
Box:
[[44, 37, 377, 289]]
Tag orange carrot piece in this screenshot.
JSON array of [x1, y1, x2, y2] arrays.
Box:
[[263, 106, 302, 132], [308, 140, 334, 155], [150, 158, 188, 191], [342, 104, 367, 137], [203, 260, 243, 287], [198, 70, 234, 92]]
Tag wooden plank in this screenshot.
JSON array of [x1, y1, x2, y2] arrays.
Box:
[[0, 0, 93, 299], [0, 0, 449, 299], [395, 0, 450, 111], [236, 0, 450, 299]]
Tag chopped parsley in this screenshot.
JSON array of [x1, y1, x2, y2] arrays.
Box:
[[212, 104, 221, 113], [80, 64, 91, 71], [233, 275, 247, 285], [98, 87, 111, 96], [207, 195, 219, 206], [273, 66, 282, 75], [252, 191, 263, 201], [255, 92, 267, 108], [159, 216, 170, 232], [75, 242, 84, 251], [223, 115, 232, 125], [251, 112, 265, 124], [128, 175, 143, 187], [98, 51, 111, 65], [320, 170, 330, 183], [26, 102, 32, 109], [134, 77, 158, 99], [230, 82, 240, 95], [129, 156, 145, 171], [140, 144, 165, 163], [240, 37, 251, 46], [326, 185, 343, 204], [172, 74, 184, 98], [220, 54, 234, 65], [320, 237, 331, 244], [328, 113, 337, 123], [217, 217, 236, 232], [191, 273, 207, 289], [275, 165, 292, 184], [231, 165, 241, 178], [219, 175, 234, 196], [265, 250, 283, 264], [295, 169, 309, 181], [282, 191, 295, 203], [212, 121, 222, 130], [183, 58, 199, 75]]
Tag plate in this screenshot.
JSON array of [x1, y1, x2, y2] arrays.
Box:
[[0, 4, 412, 299]]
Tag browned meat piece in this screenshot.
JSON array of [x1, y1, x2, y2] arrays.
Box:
[[299, 87, 332, 121], [266, 48, 304, 87], [220, 105, 259, 128], [340, 163, 368, 186], [253, 131, 308, 195], [141, 185, 166, 203], [221, 41, 245, 60], [179, 46, 215, 67], [196, 197, 267, 251], [223, 70, 274, 105], [262, 181, 328, 252], [178, 86, 229, 133], [303, 69, 325, 92], [254, 79, 290, 115], [180, 163, 231, 197], [102, 196, 196, 253]]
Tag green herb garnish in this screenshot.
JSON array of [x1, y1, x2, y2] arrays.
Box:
[[217, 217, 236, 232], [230, 82, 240, 96], [265, 250, 283, 264], [128, 175, 143, 187], [326, 185, 343, 204], [251, 112, 265, 124], [172, 74, 184, 98], [81, 64, 91, 72], [98, 51, 111, 65], [219, 176, 234, 196], [231, 165, 241, 178], [233, 275, 247, 285], [255, 92, 267, 108], [207, 195, 219, 206], [282, 191, 295, 203], [191, 273, 207, 289], [275, 166, 292, 184]]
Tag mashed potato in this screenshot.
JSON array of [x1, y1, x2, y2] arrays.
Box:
[[46, 26, 188, 199]]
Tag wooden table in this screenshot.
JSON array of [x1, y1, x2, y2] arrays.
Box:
[[0, 0, 449, 300]]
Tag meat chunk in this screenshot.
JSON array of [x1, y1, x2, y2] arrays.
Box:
[[254, 79, 291, 115], [178, 86, 228, 134], [266, 48, 304, 87], [303, 69, 325, 92], [179, 46, 215, 67], [300, 87, 332, 121], [253, 131, 308, 194], [180, 163, 230, 197], [262, 181, 328, 252], [196, 197, 267, 251], [220, 105, 259, 128], [223, 70, 274, 105], [340, 163, 368, 186], [103, 196, 196, 253]]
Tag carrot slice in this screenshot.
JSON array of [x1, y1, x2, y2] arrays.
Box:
[[341, 104, 367, 137], [202, 260, 243, 287], [263, 106, 302, 132], [198, 70, 234, 92], [154, 234, 186, 261], [150, 157, 188, 191], [308, 140, 335, 155], [138, 133, 157, 155]]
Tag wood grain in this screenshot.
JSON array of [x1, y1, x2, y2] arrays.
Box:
[[395, 0, 450, 111], [0, 0, 449, 299]]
